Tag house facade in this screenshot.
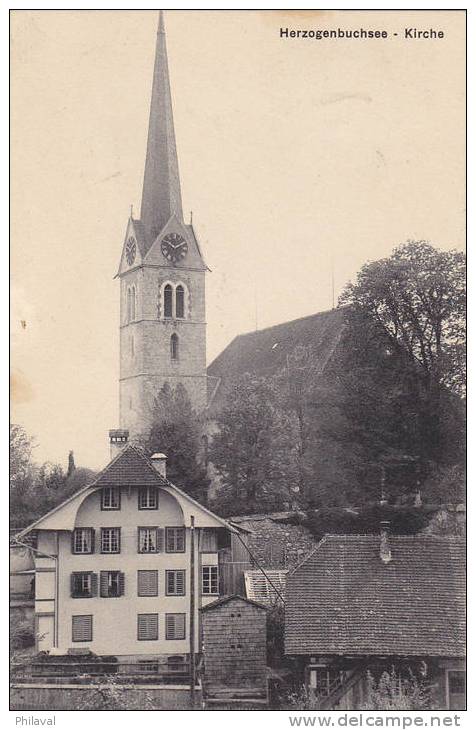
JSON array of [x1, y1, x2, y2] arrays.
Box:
[[17, 436, 241, 661], [285, 531, 466, 711]]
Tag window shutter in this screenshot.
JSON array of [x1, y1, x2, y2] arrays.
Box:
[[90, 529, 95, 554], [71, 573, 77, 597], [100, 571, 109, 598], [156, 528, 164, 552], [138, 570, 158, 597], [72, 615, 93, 642], [90, 573, 98, 597], [176, 571, 185, 595], [138, 614, 158, 641], [166, 613, 175, 639], [118, 572, 125, 597], [71, 531, 76, 554]]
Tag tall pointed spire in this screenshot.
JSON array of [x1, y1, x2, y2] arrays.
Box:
[[140, 10, 183, 248]]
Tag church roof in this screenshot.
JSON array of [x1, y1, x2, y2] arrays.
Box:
[[140, 11, 183, 250], [206, 307, 347, 412]]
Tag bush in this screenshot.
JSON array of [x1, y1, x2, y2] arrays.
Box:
[[10, 617, 35, 650], [358, 667, 435, 711]]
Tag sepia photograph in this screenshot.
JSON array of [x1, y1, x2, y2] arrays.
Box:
[[10, 8, 466, 714]]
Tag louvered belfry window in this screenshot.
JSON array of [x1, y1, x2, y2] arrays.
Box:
[[166, 570, 185, 596], [138, 613, 159, 641], [100, 571, 125, 598], [165, 613, 186, 640], [138, 527, 163, 553], [137, 570, 159, 597], [72, 615, 93, 642]]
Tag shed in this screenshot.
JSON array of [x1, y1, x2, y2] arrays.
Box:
[[200, 594, 268, 705]]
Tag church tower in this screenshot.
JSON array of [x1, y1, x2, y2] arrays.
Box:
[[116, 11, 208, 440]]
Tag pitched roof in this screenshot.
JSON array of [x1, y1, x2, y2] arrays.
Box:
[[91, 444, 166, 487], [16, 444, 240, 537], [206, 308, 347, 411], [285, 535, 465, 658], [200, 594, 268, 613]]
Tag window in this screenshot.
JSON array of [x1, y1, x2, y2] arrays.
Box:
[[72, 615, 93, 642], [71, 572, 97, 598], [72, 528, 94, 554], [101, 487, 120, 510], [131, 286, 136, 321], [175, 285, 185, 319], [138, 613, 159, 641], [100, 527, 121, 554], [166, 527, 185, 553], [164, 284, 173, 318], [201, 565, 219, 595], [170, 333, 179, 360], [100, 571, 125, 598], [166, 570, 185, 596], [138, 486, 158, 510], [199, 528, 217, 553], [166, 613, 186, 640], [126, 288, 131, 323], [137, 570, 159, 597], [138, 527, 163, 553], [448, 671, 466, 710]]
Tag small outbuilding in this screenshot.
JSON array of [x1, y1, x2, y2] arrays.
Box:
[[200, 594, 268, 706]]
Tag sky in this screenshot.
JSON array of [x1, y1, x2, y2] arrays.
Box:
[[11, 10, 465, 470]]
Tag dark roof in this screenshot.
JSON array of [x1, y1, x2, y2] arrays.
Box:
[[206, 308, 347, 411], [285, 535, 465, 658], [200, 594, 268, 613], [91, 445, 167, 487]]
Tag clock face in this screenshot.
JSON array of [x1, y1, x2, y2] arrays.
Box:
[[161, 233, 188, 264], [126, 237, 136, 266]]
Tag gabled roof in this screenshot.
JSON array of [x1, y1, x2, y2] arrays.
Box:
[[285, 535, 465, 658], [16, 444, 239, 537], [206, 307, 347, 411], [200, 594, 268, 613]]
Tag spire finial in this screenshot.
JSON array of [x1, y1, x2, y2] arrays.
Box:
[[190, 210, 193, 225]]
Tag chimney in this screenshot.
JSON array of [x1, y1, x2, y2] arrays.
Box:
[[109, 429, 129, 460], [150, 453, 167, 478], [379, 520, 392, 564]]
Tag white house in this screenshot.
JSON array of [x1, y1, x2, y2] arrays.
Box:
[[16, 431, 242, 663]]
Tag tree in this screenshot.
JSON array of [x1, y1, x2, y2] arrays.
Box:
[[210, 374, 299, 515], [338, 242, 465, 496], [67, 450, 76, 478], [339, 240, 466, 396], [145, 383, 209, 502]]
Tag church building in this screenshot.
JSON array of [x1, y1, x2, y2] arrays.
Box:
[[117, 11, 208, 440]]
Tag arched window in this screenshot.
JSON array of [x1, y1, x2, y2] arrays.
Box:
[[131, 286, 136, 321], [176, 285, 185, 319], [170, 333, 179, 360], [164, 284, 173, 318], [126, 288, 132, 323]]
